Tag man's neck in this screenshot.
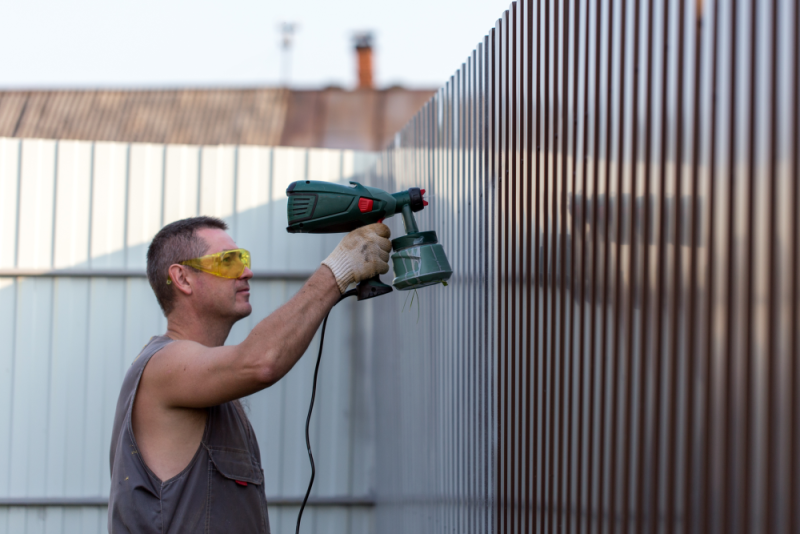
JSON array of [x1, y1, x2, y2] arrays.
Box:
[[165, 312, 234, 347]]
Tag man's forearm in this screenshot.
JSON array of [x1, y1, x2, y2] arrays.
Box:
[[240, 265, 341, 386]]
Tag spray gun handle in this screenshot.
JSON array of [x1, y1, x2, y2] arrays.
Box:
[[354, 276, 393, 301]]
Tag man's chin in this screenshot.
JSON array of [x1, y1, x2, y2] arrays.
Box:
[[233, 303, 253, 320]]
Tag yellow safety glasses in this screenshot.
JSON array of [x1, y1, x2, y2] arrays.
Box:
[[167, 248, 251, 283]]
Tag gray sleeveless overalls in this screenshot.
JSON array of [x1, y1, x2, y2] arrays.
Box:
[[108, 335, 271, 533]]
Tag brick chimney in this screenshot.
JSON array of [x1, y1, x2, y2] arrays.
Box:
[[353, 32, 374, 90]]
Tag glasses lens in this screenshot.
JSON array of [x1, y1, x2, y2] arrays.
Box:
[[216, 250, 244, 278]]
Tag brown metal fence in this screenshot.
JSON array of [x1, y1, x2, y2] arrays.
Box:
[[364, 0, 798, 532]]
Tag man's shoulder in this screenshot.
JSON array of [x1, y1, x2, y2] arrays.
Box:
[[147, 337, 207, 362], [138, 337, 218, 391], [128, 335, 175, 367]]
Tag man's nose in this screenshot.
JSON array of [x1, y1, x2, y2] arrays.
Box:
[[241, 267, 254, 280]]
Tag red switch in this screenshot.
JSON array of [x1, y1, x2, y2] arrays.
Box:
[[358, 198, 374, 213], [235, 480, 248, 487]]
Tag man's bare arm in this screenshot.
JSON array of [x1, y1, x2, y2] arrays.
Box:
[[141, 223, 392, 409], [143, 266, 341, 409]]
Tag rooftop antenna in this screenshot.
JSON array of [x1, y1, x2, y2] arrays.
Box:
[[279, 22, 298, 87]]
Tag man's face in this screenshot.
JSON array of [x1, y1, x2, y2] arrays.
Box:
[[189, 228, 253, 321]]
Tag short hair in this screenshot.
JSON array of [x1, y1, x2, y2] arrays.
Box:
[[146, 216, 228, 315]]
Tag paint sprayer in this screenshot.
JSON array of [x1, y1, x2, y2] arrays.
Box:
[[286, 180, 453, 296], [285, 180, 452, 534]]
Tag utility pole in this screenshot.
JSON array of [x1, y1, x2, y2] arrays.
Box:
[[279, 22, 298, 87]]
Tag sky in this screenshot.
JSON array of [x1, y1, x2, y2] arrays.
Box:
[[1, 0, 514, 90]]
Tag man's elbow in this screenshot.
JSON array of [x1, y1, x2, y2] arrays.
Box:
[[253, 348, 283, 388], [237, 338, 280, 388], [252, 365, 277, 389]]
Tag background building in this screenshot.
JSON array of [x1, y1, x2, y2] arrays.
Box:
[[0, 41, 434, 151], [0, 87, 434, 151]]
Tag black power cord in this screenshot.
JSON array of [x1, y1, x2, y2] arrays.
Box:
[[296, 288, 357, 534]]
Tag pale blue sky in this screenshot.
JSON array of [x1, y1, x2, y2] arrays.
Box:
[[1, 0, 513, 89]]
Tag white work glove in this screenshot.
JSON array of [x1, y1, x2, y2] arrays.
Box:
[[322, 223, 392, 294]]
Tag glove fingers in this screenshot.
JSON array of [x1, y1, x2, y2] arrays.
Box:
[[369, 223, 391, 239], [377, 237, 392, 252], [366, 242, 390, 264]]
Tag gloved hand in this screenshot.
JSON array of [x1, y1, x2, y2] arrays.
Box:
[[322, 223, 392, 294]]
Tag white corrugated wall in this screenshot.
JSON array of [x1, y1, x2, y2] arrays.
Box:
[[0, 138, 377, 534]]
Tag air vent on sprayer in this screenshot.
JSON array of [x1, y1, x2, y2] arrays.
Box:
[[287, 194, 317, 223]]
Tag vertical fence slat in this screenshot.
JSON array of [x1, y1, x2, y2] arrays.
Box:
[[16, 139, 56, 269], [791, 3, 800, 534], [0, 139, 21, 269], [576, 0, 592, 531], [521, 1, 533, 530], [53, 140, 92, 269]]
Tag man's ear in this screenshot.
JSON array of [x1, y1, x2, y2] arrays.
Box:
[[167, 264, 193, 296]]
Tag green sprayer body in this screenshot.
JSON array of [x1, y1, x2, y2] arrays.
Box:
[[286, 180, 452, 291]]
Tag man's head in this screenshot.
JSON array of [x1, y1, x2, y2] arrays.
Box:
[[147, 216, 253, 320]]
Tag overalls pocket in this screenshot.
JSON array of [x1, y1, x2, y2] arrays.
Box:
[[206, 447, 269, 533]]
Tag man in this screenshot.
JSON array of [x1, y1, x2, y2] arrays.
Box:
[[109, 216, 391, 533]]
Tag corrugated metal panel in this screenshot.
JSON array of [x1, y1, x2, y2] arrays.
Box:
[[365, 0, 799, 533], [0, 138, 378, 534], [0, 506, 108, 534]]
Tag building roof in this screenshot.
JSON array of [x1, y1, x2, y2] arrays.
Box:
[[0, 88, 289, 146], [280, 88, 435, 150], [0, 87, 435, 150]]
